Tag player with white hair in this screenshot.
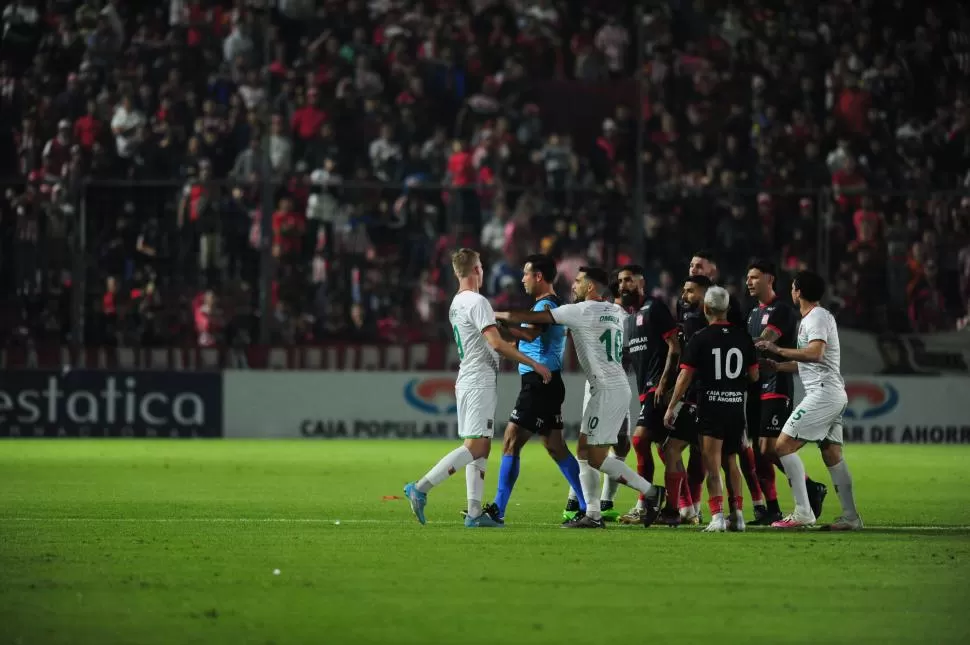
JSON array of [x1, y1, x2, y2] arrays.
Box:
[[755, 271, 863, 530], [665, 286, 759, 532]]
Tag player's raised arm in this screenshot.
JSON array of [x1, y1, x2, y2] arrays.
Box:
[[482, 326, 552, 383]]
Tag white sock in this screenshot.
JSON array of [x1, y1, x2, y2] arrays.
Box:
[[693, 502, 701, 515], [601, 474, 620, 503], [827, 460, 858, 519], [416, 446, 474, 493], [567, 488, 578, 502], [599, 456, 655, 497], [752, 497, 765, 507], [465, 457, 487, 518], [578, 460, 602, 519], [779, 453, 813, 518]]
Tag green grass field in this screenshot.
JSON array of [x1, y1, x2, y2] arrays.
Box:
[[2, 441, 969, 645]]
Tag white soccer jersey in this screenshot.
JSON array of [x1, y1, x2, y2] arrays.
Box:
[[796, 306, 844, 392], [551, 299, 629, 388], [449, 290, 499, 389]]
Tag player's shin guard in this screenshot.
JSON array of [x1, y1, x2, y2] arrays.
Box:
[[465, 458, 487, 519], [827, 460, 859, 518], [740, 445, 763, 505], [578, 460, 602, 520], [664, 470, 687, 510], [779, 453, 813, 517], [687, 447, 705, 510], [631, 435, 654, 500], [417, 446, 475, 492], [756, 451, 779, 510], [493, 455, 520, 516], [556, 454, 586, 512]]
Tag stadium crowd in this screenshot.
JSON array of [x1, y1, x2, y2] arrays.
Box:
[[1, 0, 968, 347]]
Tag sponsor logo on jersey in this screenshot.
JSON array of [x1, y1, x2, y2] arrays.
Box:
[[761, 314, 769, 325], [844, 381, 900, 420], [403, 378, 458, 415]]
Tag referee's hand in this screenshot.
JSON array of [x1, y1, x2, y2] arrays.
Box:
[[534, 364, 552, 384]]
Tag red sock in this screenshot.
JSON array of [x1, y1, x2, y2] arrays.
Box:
[[756, 452, 777, 502], [733, 496, 743, 511], [632, 436, 654, 502], [678, 473, 693, 509], [741, 446, 763, 502], [708, 495, 723, 516], [664, 470, 686, 509], [687, 447, 705, 506]]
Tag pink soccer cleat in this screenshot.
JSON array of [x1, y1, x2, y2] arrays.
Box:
[[771, 512, 816, 528]]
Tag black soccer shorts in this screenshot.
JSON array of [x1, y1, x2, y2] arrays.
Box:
[[759, 397, 792, 439], [636, 390, 669, 441], [666, 401, 698, 445], [508, 371, 565, 435], [696, 411, 746, 454]]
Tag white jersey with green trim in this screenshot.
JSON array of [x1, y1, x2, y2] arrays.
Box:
[[550, 299, 629, 388], [449, 290, 499, 390]]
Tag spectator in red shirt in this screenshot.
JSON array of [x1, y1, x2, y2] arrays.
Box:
[[73, 100, 101, 150], [194, 290, 223, 347], [290, 87, 327, 142], [832, 155, 867, 211], [852, 196, 883, 241], [42, 119, 72, 177], [272, 196, 306, 259]]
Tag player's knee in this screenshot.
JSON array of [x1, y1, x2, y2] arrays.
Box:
[[632, 425, 648, 440], [614, 434, 631, 458], [775, 434, 797, 457]]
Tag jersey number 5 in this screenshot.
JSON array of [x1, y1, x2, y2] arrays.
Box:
[[598, 329, 623, 363], [452, 324, 465, 360], [712, 347, 743, 380]]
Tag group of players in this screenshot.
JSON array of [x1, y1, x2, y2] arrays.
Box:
[[404, 247, 863, 532]]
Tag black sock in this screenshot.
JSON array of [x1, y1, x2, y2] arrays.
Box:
[[767, 498, 781, 514], [806, 477, 818, 491], [565, 498, 580, 512], [601, 500, 613, 511]]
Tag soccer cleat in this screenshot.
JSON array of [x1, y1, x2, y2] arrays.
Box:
[[600, 500, 620, 522], [749, 508, 784, 526], [808, 481, 827, 519], [562, 497, 581, 522], [641, 486, 666, 528], [728, 510, 746, 532], [403, 482, 427, 525], [464, 513, 505, 528], [562, 514, 606, 529], [562, 510, 585, 526], [771, 512, 816, 529], [679, 510, 701, 525], [461, 502, 504, 523], [702, 515, 727, 532], [659, 507, 682, 526], [618, 506, 646, 524], [752, 504, 768, 522], [820, 515, 863, 531]]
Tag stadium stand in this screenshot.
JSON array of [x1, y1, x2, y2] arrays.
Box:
[[1, 0, 968, 347]]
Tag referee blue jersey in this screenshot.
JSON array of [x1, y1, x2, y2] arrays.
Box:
[[518, 295, 566, 375]]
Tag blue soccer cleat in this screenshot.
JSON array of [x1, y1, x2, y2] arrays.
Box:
[[464, 513, 505, 528], [404, 482, 427, 525]]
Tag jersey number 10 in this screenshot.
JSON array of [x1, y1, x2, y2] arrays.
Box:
[[712, 347, 743, 380], [598, 330, 623, 363]]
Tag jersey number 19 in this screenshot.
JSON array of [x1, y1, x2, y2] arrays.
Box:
[[598, 329, 623, 363]]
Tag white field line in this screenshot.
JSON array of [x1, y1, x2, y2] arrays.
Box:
[[1, 517, 969, 531]]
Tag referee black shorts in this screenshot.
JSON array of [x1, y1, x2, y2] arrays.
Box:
[[509, 370, 565, 436]]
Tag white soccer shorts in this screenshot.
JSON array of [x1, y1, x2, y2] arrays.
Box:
[[583, 382, 630, 440], [456, 386, 498, 439], [782, 387, 849, 445], [581, 382, 633, 446]]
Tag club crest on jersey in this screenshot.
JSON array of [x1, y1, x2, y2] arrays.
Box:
[[761, 314, 769, 325], [637, 314, 644, 325]]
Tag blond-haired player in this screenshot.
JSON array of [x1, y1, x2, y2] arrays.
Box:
[[404, 249, 552, 527]]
